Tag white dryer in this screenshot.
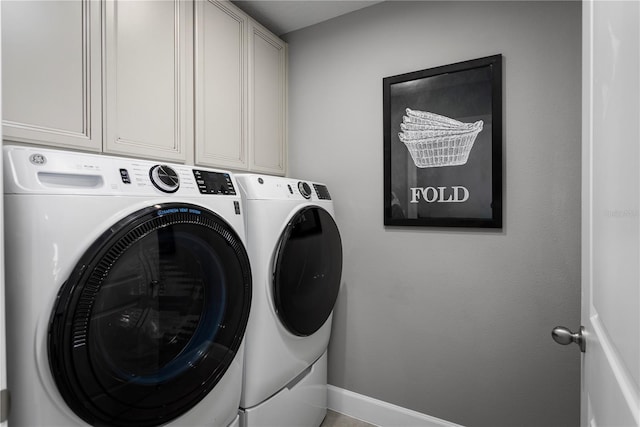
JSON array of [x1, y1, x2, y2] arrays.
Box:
[[3, 145, 252, 427], [236, 174, 342, 427]]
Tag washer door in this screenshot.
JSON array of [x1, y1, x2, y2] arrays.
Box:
[[273, 206, 343, 337], [48, 203, 251, 427]]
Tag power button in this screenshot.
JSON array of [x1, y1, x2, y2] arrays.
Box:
[[119, 169, 131, 184]]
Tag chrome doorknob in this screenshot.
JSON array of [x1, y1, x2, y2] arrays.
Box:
[[552, 326, 586, 352]]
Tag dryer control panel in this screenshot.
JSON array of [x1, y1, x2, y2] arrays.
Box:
[[236, 174, 332, 202], [313, 184, 331, 200]]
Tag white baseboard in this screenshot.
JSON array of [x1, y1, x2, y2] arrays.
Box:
[[327, 385, 464, 427]]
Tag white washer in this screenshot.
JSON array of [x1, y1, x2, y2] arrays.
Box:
[[3, 145, 252, 427], [236, 174, 342, 427]]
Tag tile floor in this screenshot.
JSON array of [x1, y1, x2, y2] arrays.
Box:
[[320, 410, 377, 427]]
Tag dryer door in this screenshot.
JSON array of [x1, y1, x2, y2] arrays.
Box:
[[273, 206, 343, 336], [48, 203, 251, 427]]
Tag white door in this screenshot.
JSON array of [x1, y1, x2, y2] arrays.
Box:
[[580, 1, 639, 426], [0, 6, 6, 426]]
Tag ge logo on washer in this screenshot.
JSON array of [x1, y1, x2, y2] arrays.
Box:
[[29, 153, 46, 165]]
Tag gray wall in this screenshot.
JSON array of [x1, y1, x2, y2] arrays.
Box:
[[283, 2, 581, 426]]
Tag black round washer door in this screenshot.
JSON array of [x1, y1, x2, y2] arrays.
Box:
[[48, 203, 251, 427], [273, 206, 343, 336]]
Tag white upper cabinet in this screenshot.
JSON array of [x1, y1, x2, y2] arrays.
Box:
[[248, 20, 287, 175], [195, 0, 248, 170], [103, 0, 191, 162], [2, 0, 286, 172], [2, 0, 102, 151], [195, 1, 287, 175]]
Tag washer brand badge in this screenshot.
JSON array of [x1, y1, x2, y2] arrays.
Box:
[[29, 153, 46, 165]]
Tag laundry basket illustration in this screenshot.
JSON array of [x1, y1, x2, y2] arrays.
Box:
[[399, 108, 483, 168]]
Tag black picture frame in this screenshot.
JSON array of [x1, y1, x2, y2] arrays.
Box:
[[383, 54, 503, 228]]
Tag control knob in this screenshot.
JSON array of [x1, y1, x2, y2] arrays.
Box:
[[149, 165, 180, 193], [298, 181, 312, 199]]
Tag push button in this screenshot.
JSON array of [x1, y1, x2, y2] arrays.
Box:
[[119, 169, 131, 184]]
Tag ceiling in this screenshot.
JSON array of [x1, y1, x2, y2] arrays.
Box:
[[230, 1, 384, 36]]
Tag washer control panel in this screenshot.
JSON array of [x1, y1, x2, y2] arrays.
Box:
[[2, 145, 242, 197], [193, 170, 236, 195], [116, 165, 235, 195]]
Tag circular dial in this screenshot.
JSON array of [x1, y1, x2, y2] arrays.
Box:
[[297, 181, 312, 199], [149, 165, 180, 193]]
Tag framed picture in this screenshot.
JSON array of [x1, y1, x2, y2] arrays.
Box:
[[383, 54, 502, 228]]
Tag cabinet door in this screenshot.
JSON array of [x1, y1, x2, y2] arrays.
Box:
[[103, 0, 191, 162], [195, 0, 248, 170], [2, 0, 101, 151], [248, 20, 287, 175]]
